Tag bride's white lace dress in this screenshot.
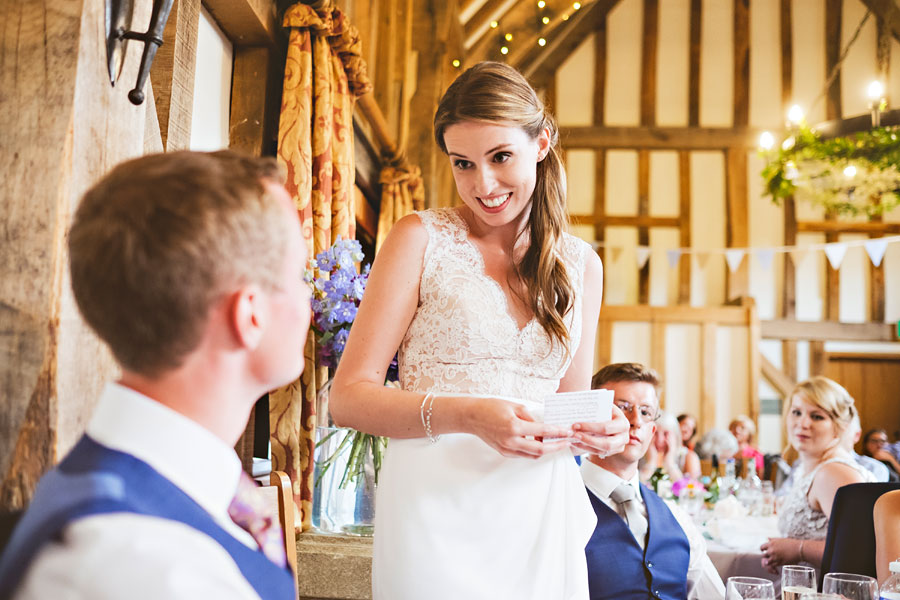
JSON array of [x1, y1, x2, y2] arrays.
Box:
[[372, 208, 597, 600]]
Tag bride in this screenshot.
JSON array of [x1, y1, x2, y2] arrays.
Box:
[[330, 61, 628, 600]]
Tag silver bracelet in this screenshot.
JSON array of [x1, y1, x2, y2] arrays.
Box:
[[798, 540, 805, 562], [419, 392, 439, 443]]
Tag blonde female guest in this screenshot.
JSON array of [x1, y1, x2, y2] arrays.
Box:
[[760, 377, 875, 573], [330, 61, 629, 600]]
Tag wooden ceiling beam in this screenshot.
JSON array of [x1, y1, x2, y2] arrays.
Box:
[[519, 0, 621, 84], [859, 0, 900, 44], [559, 125, 763, 149], [467, 0, 572, 66], [761, 320, 898, 342], [204, 0, 277, 46], [796, 221, 900, 234], [464, 0, 515, 49]]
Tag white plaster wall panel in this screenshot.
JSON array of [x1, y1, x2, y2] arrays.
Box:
[[605, 0, 643, 125], [556, 34, 595, 126], [566, 150, 596, 214], [716, 326, 750, 430], [603, 227, 640, 305], [838, 234, 869, 322], [656, 0, 690, 126], [883, 242, 900, 322], [758, 414, 783, 454], [610, 322, 652, 368], [890, 40, 900, 107], [689, 152, 726, 307], [663, 324, 701, 417], [749, 0, 784, 128], [649, 228, 680, 306], [794, 232, 826, 320], [649, 151, 680, 216], [840, 0, 878, 118], [759, 339, 783, 370], [190, 6, 233, 151], [796, 340, 811, 381], [570, 224, 594, 246], [606, 150, 639, 215], [791, 0, 826, 125], [748, 153, 784, 320], [699, 0, 733, 126]]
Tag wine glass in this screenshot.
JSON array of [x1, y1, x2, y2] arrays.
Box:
[[782, 565, 816, 599], [822, 572, 878, 600], [726, 576, 776, 599]]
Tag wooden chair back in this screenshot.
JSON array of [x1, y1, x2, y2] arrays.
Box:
[[255, 470, 298, 593]]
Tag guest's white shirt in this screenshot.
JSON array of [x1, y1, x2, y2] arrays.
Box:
[[16, 383, 262, 600], [581, 460, 726, 600]]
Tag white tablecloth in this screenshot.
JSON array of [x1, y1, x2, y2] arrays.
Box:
[[705, 515, 781, 586]]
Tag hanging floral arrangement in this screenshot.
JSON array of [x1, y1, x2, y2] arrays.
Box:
[[760, 122, 900, 217]]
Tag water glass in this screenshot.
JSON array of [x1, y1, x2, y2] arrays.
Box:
[[782, 565, 816, 599], [798, 594, 843, 600], [760, 481, 775, 516], [726, 576, 776, 599], [822, 572, 878, 600]]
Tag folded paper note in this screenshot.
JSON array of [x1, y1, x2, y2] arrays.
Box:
[[542, 389, 613, 438]]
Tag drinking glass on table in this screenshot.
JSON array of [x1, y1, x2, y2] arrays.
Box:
[[726, 576, 776, 599], [821, 572, 878, 600], [798, 594, 842, 600], [781, 565, 816, 599]]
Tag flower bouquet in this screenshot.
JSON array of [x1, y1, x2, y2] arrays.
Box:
[[304, 237, 392, 535]]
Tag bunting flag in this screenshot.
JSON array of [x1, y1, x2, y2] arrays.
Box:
[[589, 234, 900, 272], [864, 238, 889, 267], [755, 248, 775, 270], [636, 246, 651, 269], [666, 249, 682, 269], [823, 242, 848, 270], [724, 249, 745, 273]]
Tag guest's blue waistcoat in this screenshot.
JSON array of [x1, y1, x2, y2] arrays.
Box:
[[585, 482, 691, 600], [0, 436, 295, 600]]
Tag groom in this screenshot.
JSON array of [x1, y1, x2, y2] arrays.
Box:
[[581, 363, 724, 600], [0, 151, 309, 599]]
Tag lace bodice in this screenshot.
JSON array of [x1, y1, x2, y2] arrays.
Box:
[[777, 456, 875, 539], [398, 208, 589, 405]]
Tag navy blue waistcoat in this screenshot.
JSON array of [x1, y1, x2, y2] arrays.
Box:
[[0, 435, 295, 600], [585, 483, 690, 600]]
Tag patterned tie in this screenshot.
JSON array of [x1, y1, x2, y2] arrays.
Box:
[[228, 471, 288, 568], [610, 482, 649, 549]]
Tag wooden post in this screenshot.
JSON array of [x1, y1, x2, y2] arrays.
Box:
[[594, 21, 607, 268], [688, 0, 701, 128], [150, 0, 201, 151], [1, 0, 154, 509], [637, 150, 651, 304], [678, 150, 691, 304]]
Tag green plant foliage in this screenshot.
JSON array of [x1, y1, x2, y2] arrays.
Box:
[[760, 123, 900, 217]]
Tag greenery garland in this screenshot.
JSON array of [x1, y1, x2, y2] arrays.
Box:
[[761, 123, 900, 217]]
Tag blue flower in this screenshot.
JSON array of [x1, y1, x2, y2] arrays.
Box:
[[329, 267, 354, 295], [334, 301, 357, 324], [350, 275, 366, 300]]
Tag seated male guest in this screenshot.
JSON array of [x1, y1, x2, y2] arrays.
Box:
[[0, 151, 309, 600], [582, 363, 725, 600]]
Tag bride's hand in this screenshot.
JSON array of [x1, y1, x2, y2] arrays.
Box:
[[569, 405, 629, 458], [465, 398, 572, 459]]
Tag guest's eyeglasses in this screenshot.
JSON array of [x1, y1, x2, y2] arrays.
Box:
[[614, 400, 659, 424]]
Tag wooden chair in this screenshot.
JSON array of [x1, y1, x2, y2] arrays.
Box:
[[255, 471, 298, 594]]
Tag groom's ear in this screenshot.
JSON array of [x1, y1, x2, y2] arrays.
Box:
[[227, 284, 269, 350]]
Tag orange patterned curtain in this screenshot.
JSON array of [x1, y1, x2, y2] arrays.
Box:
[[273, 1, 371, 531], [375, 166, 425, 251]]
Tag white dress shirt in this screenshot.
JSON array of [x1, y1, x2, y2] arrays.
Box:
[[16, 383, 263, 600], [581, 460, 726, 600]]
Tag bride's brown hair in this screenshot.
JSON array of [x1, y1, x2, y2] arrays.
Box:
[[433, 61, 573, 354]]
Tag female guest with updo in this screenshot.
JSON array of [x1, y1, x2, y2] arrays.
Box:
[[759, 376, 875, 573]]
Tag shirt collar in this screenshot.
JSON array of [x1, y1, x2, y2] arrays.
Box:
[[86, 382, 243, 518], [581, 459, 644, 505]]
